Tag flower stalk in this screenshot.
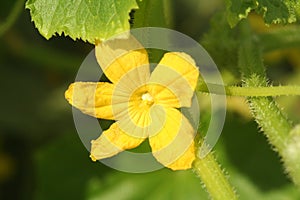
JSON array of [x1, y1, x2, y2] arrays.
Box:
[[193, 145, 237, 200]]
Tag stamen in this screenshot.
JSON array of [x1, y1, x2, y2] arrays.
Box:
[[141, 93, 154, 105]]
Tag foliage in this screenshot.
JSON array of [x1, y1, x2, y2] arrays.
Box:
[[26, 0, 139, 43], [226, 0, 300, 27]]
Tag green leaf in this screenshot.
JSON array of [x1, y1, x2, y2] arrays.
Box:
[[226, 0, 300, 27], [26, 0, 140, 43], [225, 0, 257, 28], [257, 0, 297, 24]]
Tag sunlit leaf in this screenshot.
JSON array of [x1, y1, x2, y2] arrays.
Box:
[[26, 0, 140, 43]]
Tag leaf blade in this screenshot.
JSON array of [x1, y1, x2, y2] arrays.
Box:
[[26, 0, 139, 43]]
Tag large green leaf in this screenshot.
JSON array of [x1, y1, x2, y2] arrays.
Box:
[[26, 0, 140, 43], [226, 0, 300, 27]]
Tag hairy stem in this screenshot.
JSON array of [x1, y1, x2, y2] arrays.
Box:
[[238, 21, 300, 186], [193, 147, 237, 200], [197, 82, 300, 97], [282, 125, 300, 186], [238, 21, 292, 152]]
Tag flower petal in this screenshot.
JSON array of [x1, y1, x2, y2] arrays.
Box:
[[149, 107, 196, 170], [65, 82, 114, 120], [149, 52, 199, 107], [95, 36, 150, 86], [90, 123, 145, 160]]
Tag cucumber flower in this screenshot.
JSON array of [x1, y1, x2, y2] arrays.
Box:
[[65, 37, 199, 170]]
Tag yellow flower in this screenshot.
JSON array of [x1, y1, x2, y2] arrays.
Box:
[[65, 37, 199, 170]]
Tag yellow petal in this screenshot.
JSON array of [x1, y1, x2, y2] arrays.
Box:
[[95, 36, 150, 86], [149, 52, 199, 107], [149, 107, 196, 170], [65, 82, 115, 120], [90, 123, 145, 160]]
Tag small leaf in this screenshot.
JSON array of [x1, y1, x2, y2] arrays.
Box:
[[225, 0, 257, 27], [226, 0, 299, 27], [26, 0, 140, 43], [257, 0, 295, 24]]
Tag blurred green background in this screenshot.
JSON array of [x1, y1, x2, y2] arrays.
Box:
[[1, 0, 300, 199]]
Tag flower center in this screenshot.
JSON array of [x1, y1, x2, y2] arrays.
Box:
[[141, 92, 154, 106]]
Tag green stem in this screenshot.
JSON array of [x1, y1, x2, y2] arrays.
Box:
[[238, 21, 300, 186], [282, 125, 300, 186], [197, 82, 300, 97], [0, 0, 25, 37], [193, 149, 237, 200]]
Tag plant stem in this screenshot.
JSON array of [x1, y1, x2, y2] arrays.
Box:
[[238, 21, 293, 153], [238, 21, 300, 187], [197, 82, 300, 97], [282, 125, 300, 186], [193, 150, 237, 200], [0, 0, 25, 37]]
